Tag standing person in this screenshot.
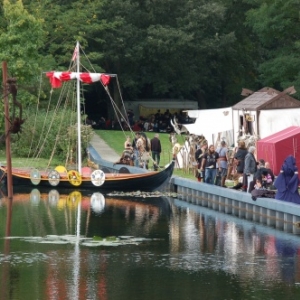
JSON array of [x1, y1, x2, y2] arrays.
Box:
[[274, 155, 300, 204], [234, 140, 248, 175], [195, 141, 208, 182], [200, 145, 219, 184], [231, 140, 248, 189], [150, 133, 162, 171], [243, 146, 257, 192], [216, 141, 228, 187], [132, 132, 141, 167], [137, 132, 150, 169]]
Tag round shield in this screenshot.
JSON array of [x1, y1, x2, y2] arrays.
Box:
[[90, 192, 105, 213], [30, 169, 41, 185], [91, 169, 106, 186], [67, 170, 82, 186], [48, 189, 60, 206], [81, 166, 92, 177], [55, 165, 68, 175], [30, 189, 41, 205], [48, 170, 60, 186]]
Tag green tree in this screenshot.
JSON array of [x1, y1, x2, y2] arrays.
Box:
[[245, 0, 300, 95], [207, 0, 262, 107], [0, 0, 45, 89], [91, 0, 238, 109], [3, 0, 289, 116], [0, 0, 48, 139]]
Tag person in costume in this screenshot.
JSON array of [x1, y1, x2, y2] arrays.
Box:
[[274, 155, 300, 204], [195, 141, 208, 182]]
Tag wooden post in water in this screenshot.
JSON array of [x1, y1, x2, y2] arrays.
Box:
[[2, 61, 13, 199]]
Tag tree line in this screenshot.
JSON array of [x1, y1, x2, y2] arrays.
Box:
[[1, 0, 300, 112]]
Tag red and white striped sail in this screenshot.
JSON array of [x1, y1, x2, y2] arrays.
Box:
[[46, 71, 111, 88]]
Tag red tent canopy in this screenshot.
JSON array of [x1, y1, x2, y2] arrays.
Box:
[[257, 126, 300, 177]]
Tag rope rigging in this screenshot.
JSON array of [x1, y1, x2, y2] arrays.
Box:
[[4, 43, 139, 170]]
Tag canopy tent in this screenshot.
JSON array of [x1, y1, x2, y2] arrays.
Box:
[[138, 101, 198, 118], [256, 126, 300, 177], [139, 106, 183, 117], [183, 107, 234, 145]]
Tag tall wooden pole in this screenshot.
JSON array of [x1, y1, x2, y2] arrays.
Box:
[[2, 61, 13, 199]]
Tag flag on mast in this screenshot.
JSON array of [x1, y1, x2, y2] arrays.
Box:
[[72, 45, 78, 61]]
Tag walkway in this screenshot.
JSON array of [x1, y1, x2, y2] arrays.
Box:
[[89, 133, 120, 162]]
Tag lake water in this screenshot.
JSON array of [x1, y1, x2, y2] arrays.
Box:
[[1, 189, 300, 300]]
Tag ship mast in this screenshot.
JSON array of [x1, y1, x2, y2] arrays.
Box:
[[75, 41, 82, 174]]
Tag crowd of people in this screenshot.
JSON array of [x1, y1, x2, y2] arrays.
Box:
[[194, 137, 300, 203], [194, 139, 276, 197], [115, 131, 162, 170], [195, 140, 300, 204], [87, 109, 194, 133]]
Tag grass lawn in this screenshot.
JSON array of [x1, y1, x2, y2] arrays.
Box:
[[0, 151, 64, 169], [95, 130, 197, 180]]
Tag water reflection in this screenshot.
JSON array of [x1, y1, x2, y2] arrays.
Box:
[[1, 191, 300, 299], [170, 199, 300, 286]]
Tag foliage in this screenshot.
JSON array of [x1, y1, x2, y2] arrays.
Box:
[[94, 0, 240, 107], [18, 0, 259, 108], [0, 0, 54, 135], [58, 123, 94, 161], [0, 0, 46, 88], [10, 109, 94, 164], [0, 0, 299, 126], [244, 0, 300, 93]]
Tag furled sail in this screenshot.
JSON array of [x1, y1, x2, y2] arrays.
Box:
[[46, 72, 111, 88]]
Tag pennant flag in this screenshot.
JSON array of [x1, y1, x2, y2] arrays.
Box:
[[46, 72, 112, 88], [72, 46, 78, 61]]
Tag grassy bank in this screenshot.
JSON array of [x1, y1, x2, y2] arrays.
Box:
[[95, 130, 197, 180], [0, 129, 198, 181]]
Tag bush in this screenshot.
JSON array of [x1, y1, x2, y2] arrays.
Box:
[[10, 109, 93, 162]]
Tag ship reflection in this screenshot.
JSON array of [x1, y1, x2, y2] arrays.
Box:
[[0, 188, 168, 300], [26, 188, 106, 215]]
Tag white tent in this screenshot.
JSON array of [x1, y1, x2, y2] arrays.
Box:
[[182, 107, 234, 146]]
